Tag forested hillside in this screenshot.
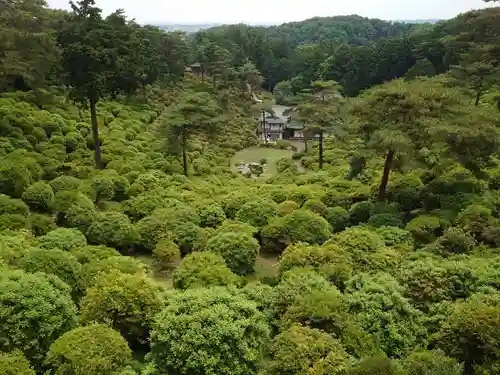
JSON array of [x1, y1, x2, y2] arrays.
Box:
[[1, 0, 500, 375]]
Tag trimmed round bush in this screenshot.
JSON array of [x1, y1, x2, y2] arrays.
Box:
[[86, 212, 138, 250], [399, 350, 462, 375], [39, 227, 87, 252], [0, 351, 35, 375], [332, 227, 385, 253], [69, 245, 120, 264], [45, 324, 132, 375], [0, 214, 29, 231], [303, 199, 329, 218], [21, 182, 54, 212], [0, 269, 77, 367], [348, 201, 373, 225], [197, 204, 226, 228], [84, 256, 150, 286], [375, 226, 414, 248], [19, 248, 84, 300], [262, 210, 332, 253], [406, 215, 449, 245], [153, 239, 181, 271], [368, 213, 403, 228], [326, 206, 349, 233], [29, 213, 56, 236], [268, 324, 349, 375], [205, 231, 260, 275], [235, 199, 278, 228], [0, 195, 29, 216], [80, 271, 163, 346], [173, 252, 239, 289], [455, 204, 495, 239], [279, 242, 343, 275], [429, 227, 477, 256], [49, 176, 82, 194], [277, 200, 300, 216], [149, 287, 269, 375]]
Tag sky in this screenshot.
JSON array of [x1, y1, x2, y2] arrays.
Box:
[[46, 0, 491, 25]]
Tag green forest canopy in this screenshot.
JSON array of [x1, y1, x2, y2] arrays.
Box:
[[0, 0, 500, 375]]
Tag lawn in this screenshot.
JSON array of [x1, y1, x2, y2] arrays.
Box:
[[231, 146, 297, 178]]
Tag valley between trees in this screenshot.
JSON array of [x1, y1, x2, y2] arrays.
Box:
[[1, 0, 500, 375]]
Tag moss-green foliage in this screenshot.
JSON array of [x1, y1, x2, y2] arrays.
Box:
[[205, 231, 260, 275], [153, 239, 181, 271], [69, 245, 120, 264], [262, 210, 332, 253], [345, 356, 400, 375], [279, 242, 343, 275], [80, 271, 163, 346], [19, 248, 84, 300], [45, 324, 132, 375], [173, 252, 239, 289], [399, 350, 462, 375], [39, 227, 87, 251], [406, 215, 449, 245], [86, 212, 138, 250], [196, 203, 226, 228], [0, 351, 36, 375], [21, 182, 54, 212], [0, 195, 29, 216], [149, 287, 269, 375], [345, 273, 427, 358], [0, 269, 77, 367], [29, 213, 57, 236], [84, 256, 150, 286], [267, 324, 350, 375], [277, 200, 300, 216], [437, 294, 500, 372], [235, 199, 278, 228]]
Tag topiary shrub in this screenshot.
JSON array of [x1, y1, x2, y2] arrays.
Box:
[[19, 248, 84, 301], [0, 214, 29, 231], [21, 182, 54, 212], [303, 199, 329, 218], [205, 231, 260, 275], [326, 206, 349, 233], [220, 191, 255, 219], [45, 324, 132, 375], [345, 356, 400, 375], [172, 252, 239, 289], [0, 195, 29, 216], [49, 176, 82, 194], [332, 227, 384, 254], [277, 200, 300, 216], [348, 201, 373, 225], [235, 199, 278, 228], [153, 239, 181, 271], [399, 350, 462, 375], [28, 213, 56, 236], [69, 245, 119, 264], [86, 212, 138, 250], [436, 295, 500, 373], [197, 204, 226, 228], [0, 351, 36, 375], [84, 256, 150, 286], [149, 287, 269, 375], [80, 271, 163, 346], [406, 215, 449, 245], [39, 227, 87, 252], [268, 324, 350, 375], [375, 226, 414, 248], [428, 227, 477, 256], [262, 210, 332, 253], [455, 204, 495, 240], [0, 269, 76, 368], [279, 242, 342, 275], [368, 213, 403, 228]]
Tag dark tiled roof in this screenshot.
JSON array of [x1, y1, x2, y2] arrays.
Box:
[[265, 119, 285, 125]]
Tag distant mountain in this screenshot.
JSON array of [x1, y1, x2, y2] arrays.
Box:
[[157, 24, 221, 32], [396, 19, 441, 24], [156, 18, 440, 33]]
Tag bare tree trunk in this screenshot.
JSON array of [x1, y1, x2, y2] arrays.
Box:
[[182, 124, 188, 177], [318, 131, 324, 169], [303, 127, 309, 152], [90, 99, 102, 169], [475, 90, 482, 107], [378, 149, 394, 200]]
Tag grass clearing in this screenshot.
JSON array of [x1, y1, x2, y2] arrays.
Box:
[[231, 147, 295, 177]]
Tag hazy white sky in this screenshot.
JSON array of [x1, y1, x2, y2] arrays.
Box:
[[46, 0, 491, 24]]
